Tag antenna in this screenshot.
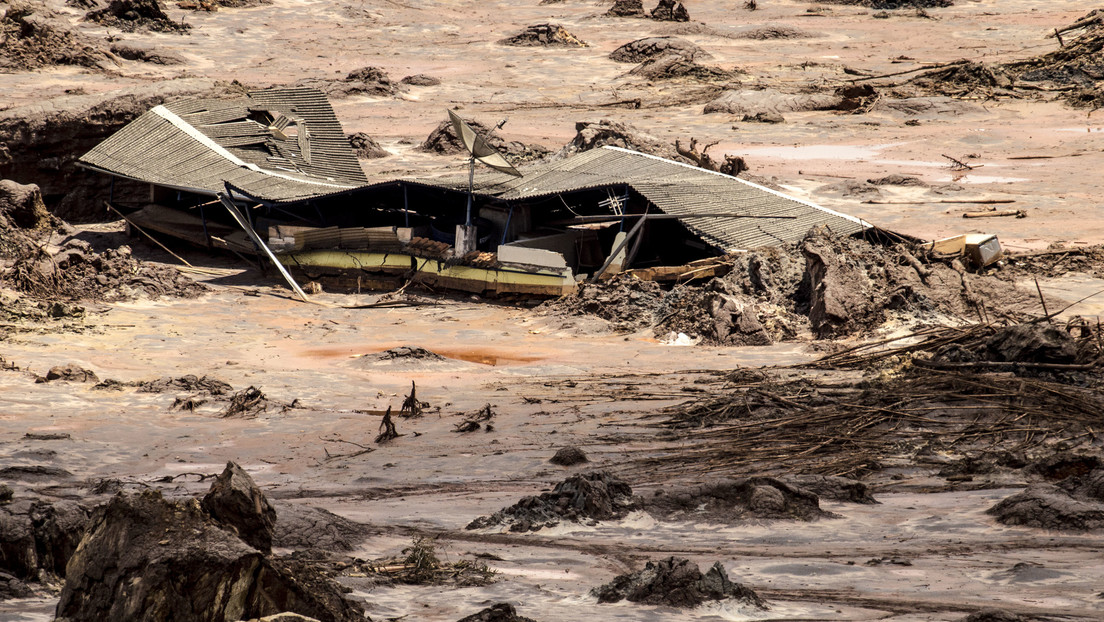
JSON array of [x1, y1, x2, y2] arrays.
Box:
[[447, 109, 522, 230]]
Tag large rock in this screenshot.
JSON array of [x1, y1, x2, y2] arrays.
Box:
[[201, 461, 277, 554], [55, 490, 364, 622], [650, 0, 689, 22], [0, 180, 51, 230], [608, 37, 707, 63], [606, 0, 644, 17], [457, 603, 538, 622], [467, 471, 634, 532], [0, 498, 89, 581], [555, 120, 679, 161]]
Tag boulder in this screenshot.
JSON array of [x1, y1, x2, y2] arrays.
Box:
[[650, 0, 689, 22], [55, 490, 364, 622], [347, 132, 389, 159], [201, 461, 277, 554], [606, 0, 644, 17], [457, 603, 538, 622], [608, 37, 707, 63], [0, 180, 51, 229]]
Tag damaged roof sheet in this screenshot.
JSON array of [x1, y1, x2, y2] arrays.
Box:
[[429, 146, 868, 252], [78, 87, 368, 202]]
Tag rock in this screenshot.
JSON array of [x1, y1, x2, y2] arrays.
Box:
[[592, 557, 763, 608], [202, 461, 277, 554], [43, 365, 98, 383], [137, 374, 233, 395], [55, 490, 364, 622], [987, 485, 1104, 531], [781, 475, 878, 504], [650, 0, 689, 22], [108, 42, 183, 65], [456, 602, 538, 622], [498, 24, 588, 47], [1025, 452, 1101, 481], [0, 498, 89, 580], [348, 132, 389, 159], [868, 174, 928, 186], [272, 504, 371, 552], [644, 477, 832, 521], [467, 471, 634, 532], [741, 111, 785, 124], [0, 180, 51, 230], [709, 291, 772, 346], [628, 54, 733, 82], [0, 569, 34, 599], [984, 324, 1080, 365], [608, 37, 708, 63], [0, 485, 11, 504], [549, 446, 589, 466], [0, 465, 73, 481], [606, 0, 644, 17], [400, 74, 441, 86], [800, 227, 880, 338]]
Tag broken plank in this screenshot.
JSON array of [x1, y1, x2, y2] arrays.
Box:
[[962, 210, 1026, 219]]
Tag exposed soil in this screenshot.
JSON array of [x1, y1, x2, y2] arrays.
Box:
[[0, 3, 108, 71]]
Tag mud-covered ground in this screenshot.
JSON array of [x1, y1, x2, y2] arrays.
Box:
[[3, 0, 1104, 620]]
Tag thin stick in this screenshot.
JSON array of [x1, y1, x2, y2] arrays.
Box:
[[1034, 277, 1051, 322]]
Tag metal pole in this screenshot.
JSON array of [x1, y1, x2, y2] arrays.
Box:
[[465, 156, 475, 227], [403, 183, 409, 227]]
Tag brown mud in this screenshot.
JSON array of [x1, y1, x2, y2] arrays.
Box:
[[3, 0, 1104, 620]]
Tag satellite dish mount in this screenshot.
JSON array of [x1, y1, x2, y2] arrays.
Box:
[[447, 110, 522, 257]]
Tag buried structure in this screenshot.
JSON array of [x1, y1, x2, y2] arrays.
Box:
[[78, 87, 878, 297]]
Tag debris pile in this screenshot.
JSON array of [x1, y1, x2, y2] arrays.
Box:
[[704, 87, 871, 116], [644, 477, 833, 521], [1, 239, 207, 303], [609, 37, 708, 63], [555, 119, 681, 161], [738, 25, 821, 40], [0, 3, 108, 71], [628, 54, 734, 82], [650, 0, 689, 22], [400, 73, 441, 86], [988, 465, 1104, 531], [84, 0, 190, 33], [592, 557, 764, 608], [334, 65, 398, 97], [351, 535, 498, 587], [606, 0, 644, 18], [348, 132, 389, 159], [0, 180, 56, 259], [621, 323, 1104, 480], [550, 446, 589, 466], [498, 24, 588, 47], [466, 471, 635, 532], [421, 118, 550, 163]]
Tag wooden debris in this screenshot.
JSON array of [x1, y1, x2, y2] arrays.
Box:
[[963, 209, 1026, 219]]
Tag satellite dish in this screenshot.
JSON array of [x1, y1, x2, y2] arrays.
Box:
[[448, 109, 522, 178]]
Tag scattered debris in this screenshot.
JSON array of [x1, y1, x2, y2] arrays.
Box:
[[400, 380, 429, 417], [347, 132, 389, 159], [376, 406, 399, 443], [550, 446, 589, 466], [738, 25, 820, 40], [109, 42, 183, 65], [812, 0, 951, 8], [355, 535, 498, 587], [221, 386, 268, 418], [137, 375, 233, 395], [454, 403, 495, 433], [554, 120, 679, 161], [592, 557, 764, 608], [331, 66, 398, 98], [498, 24, 587, 48], [466, 471, 634, 532], [628, 54, 734, 82]]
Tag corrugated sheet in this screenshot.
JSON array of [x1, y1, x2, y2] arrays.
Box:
[[79, 87, 367, 202], [424, 146, 867, 252]]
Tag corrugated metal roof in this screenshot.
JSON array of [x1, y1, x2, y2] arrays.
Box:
[[78, 87, 367, 202], [425, 146, 868, 252]]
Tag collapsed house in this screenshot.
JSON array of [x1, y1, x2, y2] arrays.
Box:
[[78, 87, 873, 296]]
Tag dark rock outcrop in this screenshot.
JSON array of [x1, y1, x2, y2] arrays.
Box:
[[201, 461, 277, 554], [0, 498, 89, 581], [466, 471, 634, 532], [54, 490, 364, 622], [593, 557, 764, 608]]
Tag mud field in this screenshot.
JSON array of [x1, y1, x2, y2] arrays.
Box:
[[3, 1, 1104, 621]]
